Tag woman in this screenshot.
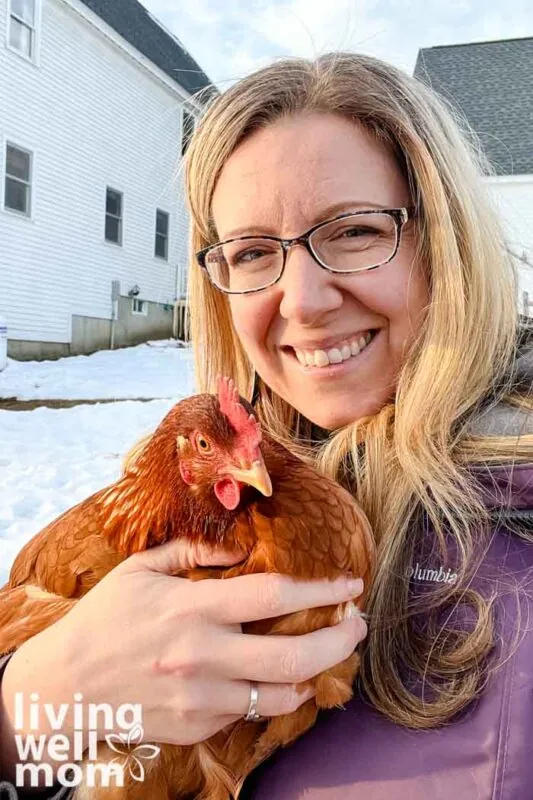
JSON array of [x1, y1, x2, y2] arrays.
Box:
[[2, 51, 533, 799]]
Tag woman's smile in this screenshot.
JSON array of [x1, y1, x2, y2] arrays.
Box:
[[283, 329, 379, 376]]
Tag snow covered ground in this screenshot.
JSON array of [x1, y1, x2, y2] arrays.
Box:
[[0, 342, 197, 582], [0, 340, 195, 400]]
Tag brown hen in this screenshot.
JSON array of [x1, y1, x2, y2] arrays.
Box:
[[0, 377, 375, 799]]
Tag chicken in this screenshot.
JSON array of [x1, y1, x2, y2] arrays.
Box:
[[0, 376, 375, 800]]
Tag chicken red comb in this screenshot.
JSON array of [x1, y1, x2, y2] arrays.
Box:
[[216, 375, 262, 447]]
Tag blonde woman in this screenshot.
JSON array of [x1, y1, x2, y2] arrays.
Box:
[[2, 52, 533, 799]]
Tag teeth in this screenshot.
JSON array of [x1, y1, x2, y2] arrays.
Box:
[[294, 331, 374, 369], [341, 345, 352, 361], [327, 348, 343, 364], [294, 348, 306, 366]]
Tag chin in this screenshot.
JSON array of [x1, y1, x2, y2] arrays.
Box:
[[304, 407, 365, 432], [302, 395, 390, 431]]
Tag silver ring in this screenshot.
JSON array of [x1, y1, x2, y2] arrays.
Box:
[[244, 681, 262, 722]]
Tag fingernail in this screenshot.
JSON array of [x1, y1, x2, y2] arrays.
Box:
[[343, 601, 358, 620], [345, 573, 364, 595]]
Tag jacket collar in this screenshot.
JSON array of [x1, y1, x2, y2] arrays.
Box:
[[465, 320, 533, 512]]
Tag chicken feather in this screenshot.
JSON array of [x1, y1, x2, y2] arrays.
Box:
[[0, 381, 375, 799]]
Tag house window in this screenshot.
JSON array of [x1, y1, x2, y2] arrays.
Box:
[[181, 109, 195, 156], [132, 298, 147, 315], [155, 209, 169, 260], [4, 142, 32, 216], [105, 188, 123, 245], [8, 0, 39, 61]]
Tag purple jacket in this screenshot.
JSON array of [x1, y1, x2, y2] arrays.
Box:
[[2, 392, 533, 799], [239, 461, 533, 800]]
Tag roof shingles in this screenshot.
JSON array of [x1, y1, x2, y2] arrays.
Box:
[[79, 0, 216, 101], [414, 38, 533, 176]]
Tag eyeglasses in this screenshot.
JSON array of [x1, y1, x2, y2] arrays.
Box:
[[196, 207, 415, 295]]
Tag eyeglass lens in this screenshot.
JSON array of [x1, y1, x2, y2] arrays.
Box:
[[204, 212, 398, 293]]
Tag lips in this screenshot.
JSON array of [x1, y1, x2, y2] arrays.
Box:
[[285, 329, 378, 352]]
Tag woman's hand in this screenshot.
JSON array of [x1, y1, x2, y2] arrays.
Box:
[[2, 537, 367, 758]]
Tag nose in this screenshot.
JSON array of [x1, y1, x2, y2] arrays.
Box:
[[277, 243, 343, 324]]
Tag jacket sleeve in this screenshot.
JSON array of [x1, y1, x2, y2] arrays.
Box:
[[0, 651, 75, 799]]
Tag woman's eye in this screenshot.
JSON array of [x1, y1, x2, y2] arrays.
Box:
[[338, 226, 376, 239], [232, 248, 269, 265]]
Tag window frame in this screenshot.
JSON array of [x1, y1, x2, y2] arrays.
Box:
[[6, 0, 42, 65], [2, 138, 34, 218], [105, 187, 123, 246], [154, 208, 170, 261], [131, 298, 148, 316]]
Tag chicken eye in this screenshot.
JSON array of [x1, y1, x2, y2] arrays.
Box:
[[196, 435, 211, 453]]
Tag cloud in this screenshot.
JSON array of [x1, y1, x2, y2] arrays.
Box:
[[139, 0, 533, 89]]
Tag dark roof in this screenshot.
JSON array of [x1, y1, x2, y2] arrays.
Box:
[[414, 37, 533, 175], [79, 0, 217, 101]]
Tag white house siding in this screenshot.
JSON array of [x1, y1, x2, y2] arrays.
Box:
[[485, 175, 533, 307], [0, 0, 194, 347]]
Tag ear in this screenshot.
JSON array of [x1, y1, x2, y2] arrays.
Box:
[[179, 461, 195, 485], [176, 435, 188, 453]]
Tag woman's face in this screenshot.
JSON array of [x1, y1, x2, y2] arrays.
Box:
[[211, 112, 430, 429]]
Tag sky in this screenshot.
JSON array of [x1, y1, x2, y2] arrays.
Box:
[[139, 0, 533, 90]]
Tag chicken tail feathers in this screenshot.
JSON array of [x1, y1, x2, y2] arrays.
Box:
[[0, 585, 77, 655]]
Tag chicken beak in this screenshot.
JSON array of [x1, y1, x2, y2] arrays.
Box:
[[227, 456, 273, 497]]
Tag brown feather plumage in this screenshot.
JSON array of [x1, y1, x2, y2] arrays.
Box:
[[0, 386, 375, 799]]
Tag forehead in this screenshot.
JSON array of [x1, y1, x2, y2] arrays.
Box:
[[211, 112, 409, 239]]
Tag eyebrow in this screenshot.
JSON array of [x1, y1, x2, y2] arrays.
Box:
[[220, 200, 391, 239]]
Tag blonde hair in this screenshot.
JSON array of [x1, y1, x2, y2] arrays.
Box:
[[142, 52, 533, 728]]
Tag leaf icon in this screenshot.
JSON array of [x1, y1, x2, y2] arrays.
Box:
[[105, 723, 160, 783], [126, 724, 144, 748], [105, 733, 129, 755], [132, 744, 161, 761], [128, 756, 146, 782]]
